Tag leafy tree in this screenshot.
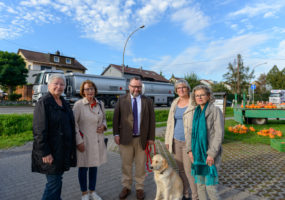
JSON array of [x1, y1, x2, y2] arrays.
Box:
[[223, 54, 254, 94], [0, 51, 28, 94], [266, 65, 285, 89], [211, 82, 230, 93], [184, 72, 201, 90], [255, 73, 268, 94]]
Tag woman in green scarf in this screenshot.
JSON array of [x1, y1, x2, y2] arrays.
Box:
[[185, 85, 224, 200]]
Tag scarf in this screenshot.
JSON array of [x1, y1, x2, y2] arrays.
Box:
[[191, 102, 219, 185]]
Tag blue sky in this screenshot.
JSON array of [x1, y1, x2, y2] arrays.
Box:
[[1, 0, 285, 82]]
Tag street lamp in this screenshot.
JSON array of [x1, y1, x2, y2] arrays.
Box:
[[122, 25, 145, 74], [250, 62, 267, 103]]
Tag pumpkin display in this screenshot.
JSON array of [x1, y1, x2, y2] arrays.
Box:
[[228, 124, 283, 138]]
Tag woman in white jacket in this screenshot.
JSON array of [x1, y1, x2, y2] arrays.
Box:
[[73, 80, 107, 200], [165, 79, 198, 200]]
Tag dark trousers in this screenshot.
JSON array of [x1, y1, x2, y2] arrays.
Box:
[[42, 173, 63, 200], [78, 167, 98, 192]]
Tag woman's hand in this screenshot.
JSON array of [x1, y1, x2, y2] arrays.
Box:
[[77, 143, 85, 152], [97, 125, 105, 134], [206, 155, 214, 166], [188, 151, 194, 163], [42, 154, 53, 165], [165, 144, 169, 150]]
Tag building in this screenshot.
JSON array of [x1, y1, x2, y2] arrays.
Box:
[[18, 49, 87, 84], [169, 74, 184, 84], [101, 64, 169, 83], [200, 79, 215, 88]]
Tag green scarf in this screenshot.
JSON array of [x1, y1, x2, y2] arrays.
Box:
[[191, 102, 218, 185]]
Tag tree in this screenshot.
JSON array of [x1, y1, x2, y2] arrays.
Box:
[[266, 65, 285, 89], [211, 82, 230, 93], [184, 72, 201, 90], [255, 73, 268, 94], [0, 51, 28, 94], [223, 54, 254, 94]]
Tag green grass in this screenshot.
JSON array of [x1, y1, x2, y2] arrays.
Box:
[[0, 114, 33, 136], [224, 119, 285, 145], [0, 131, 33, 149], [225, 107, 234, 118]]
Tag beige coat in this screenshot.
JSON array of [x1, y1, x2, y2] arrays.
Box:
[[73, 98, 107, 167], [164, 97, 196, 153], [185, 100, 224, 168]]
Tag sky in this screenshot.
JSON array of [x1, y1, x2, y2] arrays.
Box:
[[1, 0, 285, 82]]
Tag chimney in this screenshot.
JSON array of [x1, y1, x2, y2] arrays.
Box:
[[55, 50, 60, 55], [140, 66, 142, 72]]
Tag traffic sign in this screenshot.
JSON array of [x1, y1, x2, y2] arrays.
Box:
[[251, 84, 256, 90]]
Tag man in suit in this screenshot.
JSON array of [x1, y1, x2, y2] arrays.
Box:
[[113, 77, 155, 200]]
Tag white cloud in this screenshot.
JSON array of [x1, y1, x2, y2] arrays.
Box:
[[0, 0, 191, 47], [171, 6, 209, 39], [150, 33, 269, 80], [229, 2, 285, 18]]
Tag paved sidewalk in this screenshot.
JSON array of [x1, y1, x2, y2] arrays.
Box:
[[1, 129, 271, 200]]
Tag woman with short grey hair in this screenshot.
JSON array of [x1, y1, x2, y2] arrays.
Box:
[[165, 79, 198, 200], [186, 84, 224, 200], [47, 74, 66, 86], [174, 79, 191, 94]]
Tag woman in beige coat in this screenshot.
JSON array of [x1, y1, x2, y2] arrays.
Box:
[[186, 85, 224, 200], [165, 79, 198, 200], [73, 80, 107, 200]]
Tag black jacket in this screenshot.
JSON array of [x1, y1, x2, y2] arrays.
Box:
[[32, 92, 77, 174]]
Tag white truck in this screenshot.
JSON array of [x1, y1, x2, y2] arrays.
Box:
[[269, 90, 285, 104], [32, 70, 175, 107]]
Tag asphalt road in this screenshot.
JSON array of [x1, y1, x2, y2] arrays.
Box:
[[0, 105, 169, 114]]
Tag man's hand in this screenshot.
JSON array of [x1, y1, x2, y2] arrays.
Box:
[[42, 154, 53, 165], [114, 135, 120, 145], [77, 143, 85, 152]]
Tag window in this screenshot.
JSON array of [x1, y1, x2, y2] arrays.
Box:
[[54, 56, 59, 62], [66, 58, 71, 64], [28, 65, 31, 70], [41, 66, 52, 70], [66, 70, 72, 73]]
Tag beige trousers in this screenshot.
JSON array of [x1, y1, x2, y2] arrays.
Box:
[[119, 137, 146, 190], [173, 139, 199, 200]]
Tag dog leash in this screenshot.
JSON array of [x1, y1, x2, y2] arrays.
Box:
[[145, 142, 156, 172]]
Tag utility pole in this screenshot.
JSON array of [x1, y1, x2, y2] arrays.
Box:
[[237, 54, 240, 95]]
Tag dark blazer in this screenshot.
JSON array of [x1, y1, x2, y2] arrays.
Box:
[[31, 92, 77, 174], [113, 94, 155, 149]]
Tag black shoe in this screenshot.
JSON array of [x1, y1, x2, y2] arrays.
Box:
[[182, 196, 191, 200]]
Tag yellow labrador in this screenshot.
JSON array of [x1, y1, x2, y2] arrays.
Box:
[[151, 154, 183, 200]]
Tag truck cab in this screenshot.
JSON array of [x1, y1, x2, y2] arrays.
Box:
[[32, 70, 64, 105]]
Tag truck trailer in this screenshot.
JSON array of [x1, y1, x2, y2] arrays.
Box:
[[32, 70, 175, 107]]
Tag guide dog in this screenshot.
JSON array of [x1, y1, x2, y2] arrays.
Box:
[[151, 154, 183, 200]]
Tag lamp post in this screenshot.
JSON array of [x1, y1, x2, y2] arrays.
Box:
[[122, 25, 145, 74], [251, 62, 267, 103]]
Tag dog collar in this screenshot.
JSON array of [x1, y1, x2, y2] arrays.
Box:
[[159, 168, 167, 174]]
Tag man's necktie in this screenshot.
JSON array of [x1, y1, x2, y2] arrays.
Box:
[[133, 98, 138, 135]]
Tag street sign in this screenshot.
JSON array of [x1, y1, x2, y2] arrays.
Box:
[[251, 84, 256, 90]]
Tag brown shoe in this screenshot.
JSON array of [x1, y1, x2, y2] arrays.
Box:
[[136, 189, 145, 200], [119, 187, 131, 199]]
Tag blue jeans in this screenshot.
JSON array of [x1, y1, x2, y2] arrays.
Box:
[[78, 167, 98, 192], [42, 173, 63, 200]]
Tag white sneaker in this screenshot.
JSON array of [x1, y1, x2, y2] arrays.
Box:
[[81, 194, 89, 200], [90, 191, 102, 200]]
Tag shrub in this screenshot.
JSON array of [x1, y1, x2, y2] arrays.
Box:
[[0, 114, 33, 136], [8, 93, 22, 101]]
